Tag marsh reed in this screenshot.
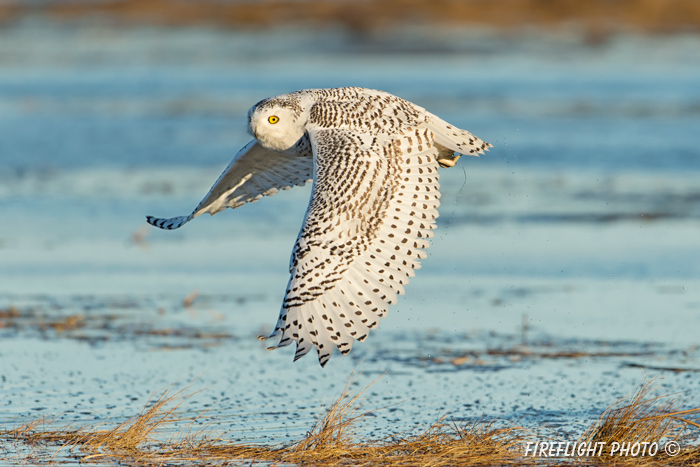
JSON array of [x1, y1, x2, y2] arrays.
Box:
[[2, 377, 699, 466]]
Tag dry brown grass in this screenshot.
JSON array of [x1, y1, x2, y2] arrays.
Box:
[[579, 380, 700, 465], [2, 0, 700, 35], [2, 385, 205, 464], [1, 377, 699, 466]]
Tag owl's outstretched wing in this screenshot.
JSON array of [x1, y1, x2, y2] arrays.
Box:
[[147, 139, 313, 230], [260, 126, 441, 366]]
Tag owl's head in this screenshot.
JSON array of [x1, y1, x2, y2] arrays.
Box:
[[247, 97, 307, 152]]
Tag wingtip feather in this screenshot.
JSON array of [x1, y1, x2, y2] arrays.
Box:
[[146, 214, 192, 230]]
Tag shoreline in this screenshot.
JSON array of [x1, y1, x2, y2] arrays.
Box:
[[1, 0, 700, 37]]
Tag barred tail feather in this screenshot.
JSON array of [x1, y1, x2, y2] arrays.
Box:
[[426, 114, 492, 167]]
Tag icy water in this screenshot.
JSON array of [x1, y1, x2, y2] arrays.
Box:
[[1, 22, 700, 464]]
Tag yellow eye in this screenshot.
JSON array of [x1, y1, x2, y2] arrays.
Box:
[[268, 115, 279, 124]]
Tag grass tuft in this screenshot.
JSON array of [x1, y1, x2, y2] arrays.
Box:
[[580, 379, 700, 464], [1, 377, 699, 466]]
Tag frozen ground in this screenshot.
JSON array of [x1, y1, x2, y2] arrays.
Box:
[[1, 21, 699, 464], [1, 166, 699, 449]]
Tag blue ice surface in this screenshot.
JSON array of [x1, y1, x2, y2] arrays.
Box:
[[0, 24, 699, 174], [1, 23, 699, 462]]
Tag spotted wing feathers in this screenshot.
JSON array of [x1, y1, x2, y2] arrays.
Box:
[[261, 126, 441, 366], [147, 140, 313, 230]]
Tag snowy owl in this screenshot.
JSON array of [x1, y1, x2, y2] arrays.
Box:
[[147, 87, 491, 366]]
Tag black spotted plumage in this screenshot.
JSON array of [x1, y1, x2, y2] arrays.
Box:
[[147, 87, 492, 367]]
